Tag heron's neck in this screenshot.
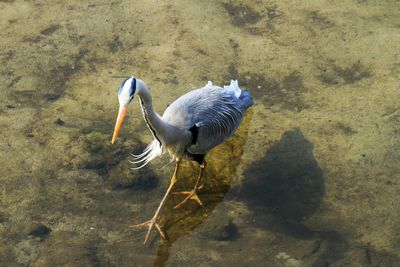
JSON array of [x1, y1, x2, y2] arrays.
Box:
[[136, 86, 170, 144]]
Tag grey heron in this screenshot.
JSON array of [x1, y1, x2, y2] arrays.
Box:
[[111, 77, 253, 244]]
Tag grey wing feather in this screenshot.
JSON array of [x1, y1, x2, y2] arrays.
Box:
[[162, 83, 252, 154], [191, 95, 243, 153]]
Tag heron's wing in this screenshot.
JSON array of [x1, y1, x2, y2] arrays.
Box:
[[163, 82, 252, 154], [190, 93, 244, 153]]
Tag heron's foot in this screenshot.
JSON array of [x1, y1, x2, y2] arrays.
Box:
[[173, 185, 204, 209], [129, 216, 165, 244]]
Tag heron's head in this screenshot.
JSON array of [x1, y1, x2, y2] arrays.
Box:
[[111, 76, 137, 144]]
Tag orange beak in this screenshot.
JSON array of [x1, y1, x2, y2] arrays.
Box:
[[111, 105, 128, 144]]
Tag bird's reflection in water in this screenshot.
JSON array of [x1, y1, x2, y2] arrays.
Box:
[[152, 110, 253, 266]]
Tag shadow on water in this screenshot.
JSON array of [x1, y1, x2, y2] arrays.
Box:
[[242, 129, 324, 229], [241, 129, 348, 266], [151, 110, 253, 266]]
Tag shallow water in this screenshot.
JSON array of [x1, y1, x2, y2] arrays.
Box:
[[1, 0, 400, 266]]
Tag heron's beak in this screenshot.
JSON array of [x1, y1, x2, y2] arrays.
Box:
[[111, 105, 128, 144]]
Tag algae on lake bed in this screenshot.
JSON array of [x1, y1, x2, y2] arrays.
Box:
[[1, 0, 400, 266]]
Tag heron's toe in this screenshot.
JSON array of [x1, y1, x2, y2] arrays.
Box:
[[173, 189, 204, 209]]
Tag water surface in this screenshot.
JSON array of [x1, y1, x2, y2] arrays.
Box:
[[1, 0, 400, 266]]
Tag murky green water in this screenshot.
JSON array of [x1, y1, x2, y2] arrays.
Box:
[[1, 0, 400, 266]]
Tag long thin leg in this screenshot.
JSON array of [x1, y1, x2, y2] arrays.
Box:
[[130, 159, 181, 244], [173, 161, 206, 209]]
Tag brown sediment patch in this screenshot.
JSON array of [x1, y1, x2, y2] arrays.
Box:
[[266, 4, 283, 31], [1, 50, 15, 63], [266, 5, 281, 21], [334, 62, 371, 84], [162, 76, 179, 85], [0, 212, 8, 223], [79, 123, 160, 191], [222, 2, 269, 35], [107, 36, 124, 53], [82, 130, 131, 174], [222, 3, 262, 27], [335, 122, 357, 135], [363, 246, 400, 266], [40, 24, 61, 36], [222, 3, 283, 34], [307, 10, 335, 29], [41, 49, 88, 101], [8, 75, 21, 88], [23, 35, 44, 43], [318, 61, 371, 85], [10, 90, 38, 105], [23, 25, 61, 43], [227, 64, 309, 111], [84, 52, 108, 72], [7, 49, 88, 107], [228, 38, 239, 50]]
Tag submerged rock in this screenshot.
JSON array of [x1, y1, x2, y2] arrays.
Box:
[[29, 224, 51, 239], [214, 220, 240, 241], [54, 118, 65, 126]]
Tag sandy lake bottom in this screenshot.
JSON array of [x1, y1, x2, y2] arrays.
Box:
[[1, 0, 400, 266]]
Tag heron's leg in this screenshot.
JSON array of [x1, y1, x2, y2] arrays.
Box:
[[130, 159, 181, 244], [173, 160, 206, 209]]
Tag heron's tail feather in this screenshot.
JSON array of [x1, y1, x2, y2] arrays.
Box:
[[129, 140, 163, 169], [224, 80, 241, 98], [223, 80, 253, 110], [239, 89, 254, 109]]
